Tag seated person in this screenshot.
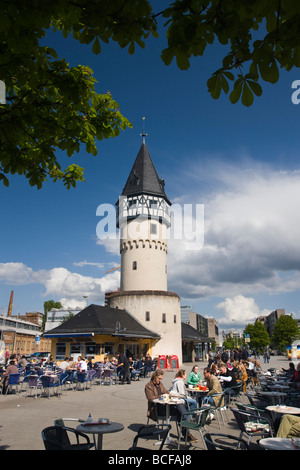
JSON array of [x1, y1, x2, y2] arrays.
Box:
[[187, 365, 202, 386], [170, 369, 197, 410], [58, 357, 70, 371], [218, 363, 239, 404], [145, 369, 198, 443], [128, 357, 140, 380], [276, 414, 300, 438], [1, 360, 18, 394]]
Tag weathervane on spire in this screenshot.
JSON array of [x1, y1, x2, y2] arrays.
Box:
[[140, 116, 148, 144]]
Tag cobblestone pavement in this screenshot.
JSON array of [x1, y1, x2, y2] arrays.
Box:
[[0, 354, 296, 451]]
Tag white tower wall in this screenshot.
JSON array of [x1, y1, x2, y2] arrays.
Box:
[[108, 291, 182, 364], [120, 218, 168, 291]]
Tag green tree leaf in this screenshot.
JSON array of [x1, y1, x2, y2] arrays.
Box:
[[92, 37, 101, 55]]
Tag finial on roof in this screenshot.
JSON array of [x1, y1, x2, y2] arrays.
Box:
[[140, 116, 148, 144]]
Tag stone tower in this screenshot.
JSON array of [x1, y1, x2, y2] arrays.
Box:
[[108, 135, 182, 363]]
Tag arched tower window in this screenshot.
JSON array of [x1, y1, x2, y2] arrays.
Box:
[[132, 261, 137, 270]]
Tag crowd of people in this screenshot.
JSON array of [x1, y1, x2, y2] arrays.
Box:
[[144, 349, 300, 445], [0, 350, 157, 394]]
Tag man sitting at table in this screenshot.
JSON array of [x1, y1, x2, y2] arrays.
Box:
[[145, 369, 198, 443], [1, 360, 18, 394], [276, 414, 300, 438], [218, 363, 239, 404]]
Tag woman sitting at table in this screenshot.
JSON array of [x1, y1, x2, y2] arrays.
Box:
[[170, 369, 197, 410], [187, 365, 202, 386]]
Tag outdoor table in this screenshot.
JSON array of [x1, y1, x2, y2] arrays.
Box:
[[269, 385, 290, 391], [259, 437, 300, 450], [187, 386, 208, 405], [153, 397, 184, 446], [266, 405, 300, 415], [258, 391, 287, 405], [77, 421, 124, 450]]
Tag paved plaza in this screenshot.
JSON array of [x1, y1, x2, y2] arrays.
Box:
[[0, 354, 297, 451]]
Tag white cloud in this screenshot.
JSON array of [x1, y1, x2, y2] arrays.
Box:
[[167, 164, 300, 301], [0, 262, 120, 309], [216, 295, 271, 326], [0, 262, 48, 285]]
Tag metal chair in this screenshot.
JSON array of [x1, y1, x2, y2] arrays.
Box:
[[41, 425, 94, 450], [58, 371, 69, 392], [94, 368, 102, 385], [230, 407, 273, 446], [40, 375, 60, 398], [76, 372, 89, 390], [86, 369, 96, 388], [65, 370, 76, 390], [101, 368, 113, 385], [178, 406, 211, 449], [226, 383, 243, 405], [129, 424, 171, 450], [203, 393, 227, 428], [204, 432, 249, 450], [20, 370, 33, 392], [5, 373, 20, 395]]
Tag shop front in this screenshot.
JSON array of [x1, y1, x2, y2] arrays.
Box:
[[44, 304, 160, 361]]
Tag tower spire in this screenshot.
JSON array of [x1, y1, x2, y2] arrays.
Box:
[[140, 116, 147, 144]]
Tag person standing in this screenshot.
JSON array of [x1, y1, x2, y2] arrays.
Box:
[[116, 352, 131, 384]]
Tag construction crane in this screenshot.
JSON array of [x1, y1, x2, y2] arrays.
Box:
[[104, 266, 120, 274]]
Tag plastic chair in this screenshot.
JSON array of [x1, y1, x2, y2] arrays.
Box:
[[101, 369, 113, 385], [41, 425, 94, 450], [94, 368, 102, 385], [129, 424, 171, 450], [26, 375, 42, 399], [178, 406, 211, 449], [5, 373, 20, 395], [76, 372, 89, 390], [58, 372, 69, 392], [230, 407, 273, 446], [87, 369, 96, 388], [20, 370, 33, 392], [204, 432, 249, 450], [65, 370, 76, 390]]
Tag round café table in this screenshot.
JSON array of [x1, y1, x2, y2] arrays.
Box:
[[187, 386, 208, 405], [259, 437, 300, 450], [266, 405, 300, 415], [77, 421, 124, 450]]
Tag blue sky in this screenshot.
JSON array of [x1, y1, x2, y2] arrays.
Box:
[[1, 4, 300, 330]]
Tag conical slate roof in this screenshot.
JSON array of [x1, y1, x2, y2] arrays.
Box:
[[121, 142, 170, 204], [44, 304, 160, 339]]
